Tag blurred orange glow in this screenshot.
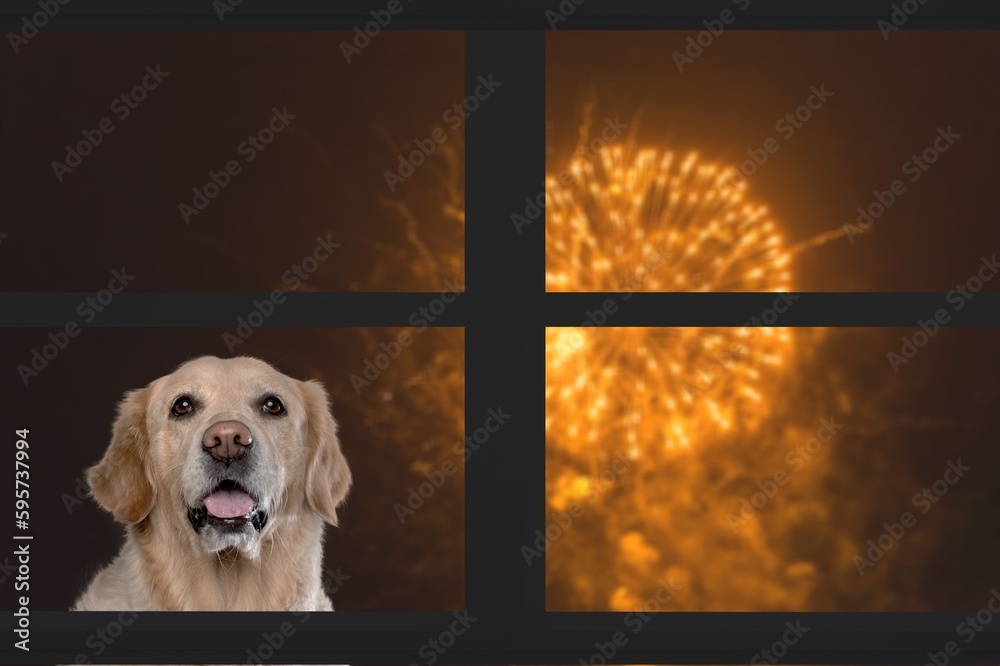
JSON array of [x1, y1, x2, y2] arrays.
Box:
[[544, 136, 840, 612], [546, 326, 794, 461]]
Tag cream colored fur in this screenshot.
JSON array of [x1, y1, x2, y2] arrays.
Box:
[[74, 355, 351, 613]]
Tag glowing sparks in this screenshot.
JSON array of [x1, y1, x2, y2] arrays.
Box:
[[545, 144, 796, 461], [543, 110, 859, 614], [378, 132, 464, 291], [546, 145, 793, 293], [546, 326, 794, 461]]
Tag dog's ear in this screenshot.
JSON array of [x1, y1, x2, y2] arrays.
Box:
[[86, 387, 156, 524], [299, 379, 352, 526]]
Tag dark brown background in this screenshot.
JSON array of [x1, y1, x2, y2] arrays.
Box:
[[0, 31, 464, 292]]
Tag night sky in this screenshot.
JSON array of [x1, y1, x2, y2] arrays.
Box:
[[547, 31, 1000, 292], [0, 31, 464, 292]]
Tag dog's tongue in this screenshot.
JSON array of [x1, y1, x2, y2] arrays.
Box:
[[204, 489, 254, 519]]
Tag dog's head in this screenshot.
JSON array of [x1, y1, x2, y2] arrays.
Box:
[[86, 356, 352, 557]]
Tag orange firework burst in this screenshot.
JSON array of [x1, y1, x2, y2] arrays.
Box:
[[546, 145, 792, 293], [546, 326, 793, 461], [545, 107, 854, 614], [546, 145, 797, 461]]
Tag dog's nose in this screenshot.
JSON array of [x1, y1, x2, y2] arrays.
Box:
[[202, 421, 253, 464]]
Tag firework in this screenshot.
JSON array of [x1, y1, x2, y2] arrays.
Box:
[[378, 132, 465, 291], [546, 325, 793, 465], [544, 113, 860, 614], [546, 145, 791, 293], [546, 145, 797, 462]]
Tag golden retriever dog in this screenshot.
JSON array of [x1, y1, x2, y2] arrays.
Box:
[[73, 355, 352, 612]]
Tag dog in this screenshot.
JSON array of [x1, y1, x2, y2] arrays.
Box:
[[73, 355, 352, 613]]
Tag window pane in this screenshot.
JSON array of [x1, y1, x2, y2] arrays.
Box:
[[547, 326, 999, 611], [1, 31, 464, 292], [547, 31, 1000, 292]]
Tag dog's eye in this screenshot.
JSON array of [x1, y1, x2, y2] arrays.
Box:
[[262, 397, 284, 416], [171, 396, 195, 417]]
